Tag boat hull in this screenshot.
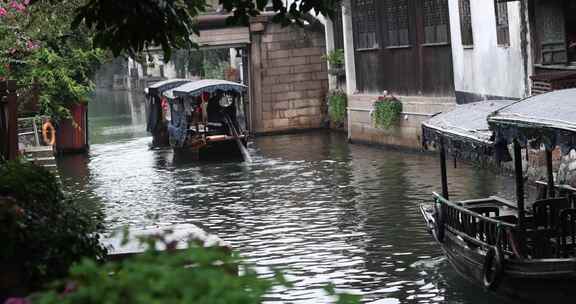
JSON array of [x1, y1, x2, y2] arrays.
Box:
[[173, 138, 245, 161], [420, 203, 576, 303]]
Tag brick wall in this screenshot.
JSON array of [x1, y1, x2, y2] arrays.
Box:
[[250, 19, 328, 133], [348, 94, 456, 149]]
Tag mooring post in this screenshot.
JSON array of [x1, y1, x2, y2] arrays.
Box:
[[440, 137, 449, 200], [545, 148, 555, 198], [513, 140, 525, 228], [6, 80, 18, 161]]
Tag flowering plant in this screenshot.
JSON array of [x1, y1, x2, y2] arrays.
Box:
[[0, 0, 105, 120], [372, 94, 403, 129], [0, 1, 38, 76]]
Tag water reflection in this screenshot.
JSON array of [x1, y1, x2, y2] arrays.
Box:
[[88, 89, 148, 144], [58, 90, 520, 303]]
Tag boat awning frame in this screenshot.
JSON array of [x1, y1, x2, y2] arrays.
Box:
[[172, 79, 247, 99], [422, 100, 516, 161], [488, 89, 576, 154], [145, 79, 194, 96]]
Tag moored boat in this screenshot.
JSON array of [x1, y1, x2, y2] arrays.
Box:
[[420, 93, 576, 303]]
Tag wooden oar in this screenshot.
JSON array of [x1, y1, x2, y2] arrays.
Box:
[[223, 114, 252, 163]]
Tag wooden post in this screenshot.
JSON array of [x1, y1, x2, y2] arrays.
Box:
[[513, 140, 525, 228], [440, 137, 449, 200], [6, 80, 18, 160], [0, 81, 6, 160], [545, 148, 555, 198]]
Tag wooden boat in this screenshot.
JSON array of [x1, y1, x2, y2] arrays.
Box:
[[420, 92, 576, 303], [145, 79, 193, 148], [163, 79, 251, 161]]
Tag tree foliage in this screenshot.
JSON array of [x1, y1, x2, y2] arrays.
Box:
[[0, 0, 106, 120], [35, 0, 342, 61]]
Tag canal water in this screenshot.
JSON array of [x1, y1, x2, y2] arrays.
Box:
[[58, 90, 519, 304]]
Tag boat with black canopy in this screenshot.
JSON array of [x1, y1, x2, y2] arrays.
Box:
[[420, 94, 576, 303], [163, 79, 251, 161], [145, 79, 194, 147]]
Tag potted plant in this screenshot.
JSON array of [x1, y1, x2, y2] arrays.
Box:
[[327, 90, 347, 127], [372, 94, 403, 129], [323, 49, 345, 76]]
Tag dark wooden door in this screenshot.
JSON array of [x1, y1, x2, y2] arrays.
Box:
[[352, 0, 454, 96]]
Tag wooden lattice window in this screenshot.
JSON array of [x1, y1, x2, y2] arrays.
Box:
[[495, 1, 510, 46], [535, 0, 567, 65], [459, 0, 474, 46], [351, 0, 378, 49], [384, 0, 410, 47], [423, 0, 450, 44]]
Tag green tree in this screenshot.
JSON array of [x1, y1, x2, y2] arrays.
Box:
[[0, 0, 106, 120], [32, 0, 341, 60]]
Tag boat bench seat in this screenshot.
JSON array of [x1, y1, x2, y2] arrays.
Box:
[[525, 202, 576, 258]]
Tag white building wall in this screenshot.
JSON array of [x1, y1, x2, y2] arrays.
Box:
[[449, 0, 530, 102]]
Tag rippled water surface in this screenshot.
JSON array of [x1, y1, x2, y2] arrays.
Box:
[[58, 90, 520, 303]]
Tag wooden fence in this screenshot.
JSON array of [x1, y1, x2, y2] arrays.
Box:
[[0, 80, 18, 161]]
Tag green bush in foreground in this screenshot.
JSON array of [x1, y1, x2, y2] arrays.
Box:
[[32, 231, 360, 304], [0, 161, 106, 297]]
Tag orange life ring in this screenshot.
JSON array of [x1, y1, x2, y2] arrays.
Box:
[[42, 121, 56, 146]]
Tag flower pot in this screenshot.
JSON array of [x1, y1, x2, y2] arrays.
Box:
[[328, 65, 346, 76]]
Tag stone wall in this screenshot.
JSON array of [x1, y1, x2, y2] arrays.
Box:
[[250, 17, 328, 134], [348, 94, 455, 149]]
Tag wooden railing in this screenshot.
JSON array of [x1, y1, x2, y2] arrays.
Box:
[[535, 181, 576, 207], [434, 193, 518, 255], [0, 80, 18, 161]]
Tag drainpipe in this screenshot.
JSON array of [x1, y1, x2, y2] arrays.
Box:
[[520, 0, 531, 97], [341, 0, 356, 141]]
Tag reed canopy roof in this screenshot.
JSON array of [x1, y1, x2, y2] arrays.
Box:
[[488, 89, 576, 152], [422, 100, 516, 160], [173, 79, 247, 98], [145, 79, 193, 96]]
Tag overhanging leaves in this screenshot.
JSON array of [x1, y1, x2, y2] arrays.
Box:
[[34, 0, 342, 61]]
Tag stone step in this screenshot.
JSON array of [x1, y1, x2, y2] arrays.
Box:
[[23, 146, 54, 158], [22, 146, 58, 171], [27, 156, 56, 167]]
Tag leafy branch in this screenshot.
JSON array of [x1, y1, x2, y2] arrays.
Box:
[[323, 48, 345, 66], [30, 0, 342, 61]]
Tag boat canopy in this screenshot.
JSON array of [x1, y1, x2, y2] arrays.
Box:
[[489, 89, 576, 153], [172, 79, 247, 99], [422, 100, 516, 160], [145, 79, 193, 96], [162, 87, 181, 100]]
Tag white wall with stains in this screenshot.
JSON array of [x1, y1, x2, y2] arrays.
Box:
[[449, 0, 531, 101]]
